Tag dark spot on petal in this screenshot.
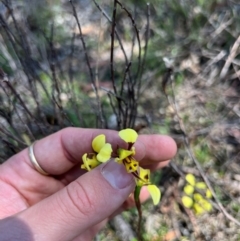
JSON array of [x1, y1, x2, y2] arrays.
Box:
[[89, 165, 92, 168], [133, 164, 137, 167], [132, 172, 139, 179], [144, 174, 149, 180], [88, 153, 94, 158], [129, 166, 132, 170], [128, 143, 134, 150]]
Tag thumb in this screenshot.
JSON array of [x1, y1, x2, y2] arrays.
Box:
[[4, 160, 135, 241]]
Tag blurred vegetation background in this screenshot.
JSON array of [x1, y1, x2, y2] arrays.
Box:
[[1, 0, 240, 240]]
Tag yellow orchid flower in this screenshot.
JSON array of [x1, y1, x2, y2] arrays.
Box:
[[92, 134, 112, 162], [92, 134, 106, 153], [136, 167, 161, 205], [137, 167, 150, 186], [118, 148, 135, 161], [81, 153, 99, 171], [81, 129, 161, 207], [81, 134, 112, 171], [117, 129, 161, 205], [116, 129, 139, 173]]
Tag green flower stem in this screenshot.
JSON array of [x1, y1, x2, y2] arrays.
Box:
[[134, 185, 143, 241]]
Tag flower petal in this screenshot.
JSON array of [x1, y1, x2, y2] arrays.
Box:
[[119, 128, 138, 143], [137, 167, 150, 186], [182, 196, 193, 208], [184, 184, 194, 196], [206, 189, 212, 199], [97, 143, 112, 163], [195, 182, 207, 189], [81, 153, 100, 171], [186, 174, 195, 186], [147, 185, 161, 205], [124, 159, 139, 173], [193, 203, 205, 215], [193, 193, 203, 202], [200, 199, 212, 212], [194, 199, 212, 215], [92, 134, 106, 153], [118, 148, 134, 160]]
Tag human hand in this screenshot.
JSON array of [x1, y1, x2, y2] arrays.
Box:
[[0, 127, 177, 241]]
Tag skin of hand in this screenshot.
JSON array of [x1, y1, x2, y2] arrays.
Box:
[[0, 127, 177, 241]]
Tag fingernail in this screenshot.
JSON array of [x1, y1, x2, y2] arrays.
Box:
[[101, 159, 134, 189]]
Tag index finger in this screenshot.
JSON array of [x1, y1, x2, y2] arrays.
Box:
[[10, 127, 177, 175]]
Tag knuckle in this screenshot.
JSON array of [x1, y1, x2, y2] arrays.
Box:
[[65, 180, 96, 218]]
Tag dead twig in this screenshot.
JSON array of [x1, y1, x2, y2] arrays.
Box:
[[69, 0, 105, 128], [220, 35, 240, 79]]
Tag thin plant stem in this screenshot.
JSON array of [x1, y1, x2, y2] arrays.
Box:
[[69, 0, 104, 128], [134, 186, 143, 241]]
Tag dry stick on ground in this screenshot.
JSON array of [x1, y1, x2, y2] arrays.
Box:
[[210, 13, 233, 40], [220, 35, 240, 80], [165, 75, 240, 227], [111, 214, 136, 241], [230, 66, 240, 80], [172, 187, 197, 239], [69, 0, 105, 128]]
